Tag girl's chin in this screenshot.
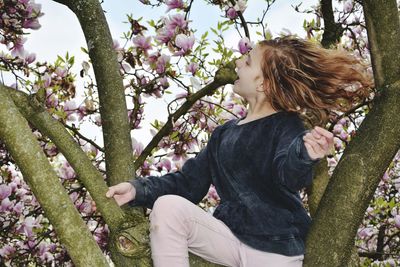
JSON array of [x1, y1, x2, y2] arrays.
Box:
[[232, 87, 242, 97]]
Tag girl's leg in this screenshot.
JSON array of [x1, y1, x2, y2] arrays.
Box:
[[241, 242, 304, 267], [149, 194, 242, 267]]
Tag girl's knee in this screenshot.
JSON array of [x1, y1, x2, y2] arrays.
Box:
[[150, 195, 191, 234], [151, 195, 189, 221]]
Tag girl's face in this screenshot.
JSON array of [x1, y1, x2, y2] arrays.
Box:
[[233, 44, 265, 98]]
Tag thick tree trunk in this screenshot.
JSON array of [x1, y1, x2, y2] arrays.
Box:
[[304, 1, 400, 266], [53, 0, 135, 187], [0, 89, 109, 266], [2, 85, 126, 230]]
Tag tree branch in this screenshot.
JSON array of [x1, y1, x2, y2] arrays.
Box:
[[228, 0, 250, 39], [2, 84, 126, 230], [320, 0, 344, 48], [0, 87, 108, 267], [363, 0, 400, 87], [52, 0, 135, 186]]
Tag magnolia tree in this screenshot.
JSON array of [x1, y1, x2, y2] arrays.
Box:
[[0, 0, 399, 266]]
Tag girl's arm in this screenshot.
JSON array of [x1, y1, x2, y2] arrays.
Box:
[[272, 118, 325, 193], [127, 145, 212, 209]]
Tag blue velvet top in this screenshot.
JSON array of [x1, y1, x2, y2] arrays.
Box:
[[128, 111, 321, 256]]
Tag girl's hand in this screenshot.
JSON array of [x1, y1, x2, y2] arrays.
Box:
[[92, 182, 136, 212], [302, 126, 334, 161], [106, 182, 136, 206]]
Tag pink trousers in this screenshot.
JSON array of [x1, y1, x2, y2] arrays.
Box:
[[149, 195, 304, 267]]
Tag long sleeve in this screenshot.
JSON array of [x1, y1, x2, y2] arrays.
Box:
[[127, 145, 212, 209], [272, 117, 321, 193]]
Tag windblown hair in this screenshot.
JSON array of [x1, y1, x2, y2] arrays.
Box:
[[258, 35, 375, 127]]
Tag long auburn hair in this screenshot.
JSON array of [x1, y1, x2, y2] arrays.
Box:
[[258, 35, 375, 127]]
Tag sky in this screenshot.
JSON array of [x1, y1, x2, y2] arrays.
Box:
[[3, 0, 319, 146]]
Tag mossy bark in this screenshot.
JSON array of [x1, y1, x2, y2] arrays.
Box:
[[320, 0, 344, 48], [53, 0, 135, 187], [363, 0, 400, 87], [2, 85, 126, 230], [306, 160, 330, 218], [0, 89, 109, 267]]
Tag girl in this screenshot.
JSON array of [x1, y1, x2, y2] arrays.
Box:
[[105, 35, 373, 267]]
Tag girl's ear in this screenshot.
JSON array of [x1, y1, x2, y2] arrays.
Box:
[[263, 79, 270, 90]]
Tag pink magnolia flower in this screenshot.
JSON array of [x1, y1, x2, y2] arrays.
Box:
[[340, 131, 349, 141], [333, 137, 343, 150], [155, 27, 175, 44], [59, 161, 76, 180], [238, 37, 252, 54], [232, 104, 247, 117], [78, 200, 92, 214], [332, 124, 343, 134], [327, 156, 337, 167], [11, 37, 26, 57], [112, 39, 121, 50], [393, 215, 400, 229], [152, 86, 163, 98], [24, 52, 36, 64], [13, 202, 24, 215], [15, 187, 28, 199], [381, 172, 390, 182], [0, 197, 13, 212], [207, 119, 218, 131], [156, 158, 172, 172], [165, 13, 188, 32], [0, 244, 16, 258], [132, 137, 144, 156], [132, 35, 152, 52], [38, 242, 54, 263], [357, 227, 375, 239], [174, 34, 195, 55], [42, 73, 52, 88], [226, 7, 238, 19], [158, 76, 170, 89], [175, 91, 188, 99], [185, 62, 198, 75], [147, 52, 160, 65], [343, 1, 353, 13], [222, 100, 234, 109], [46, 92, 58, 108], [9, 182, 18, 191], [27, 2, 42, 15], [55, 67, 67, 77], [139, 75, 149, 85], [69, 191, 79, 203], [207, 185, 220, 201], [23, 19, 41, 29], [165, 0, 184, 12], [234, 0, 247, 13], [63, 100, 78, 115], [171, 153, 187, 163], [156, 54, 170, 74], [0, 184, 12, 200], [18, 216, 40, 238]]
